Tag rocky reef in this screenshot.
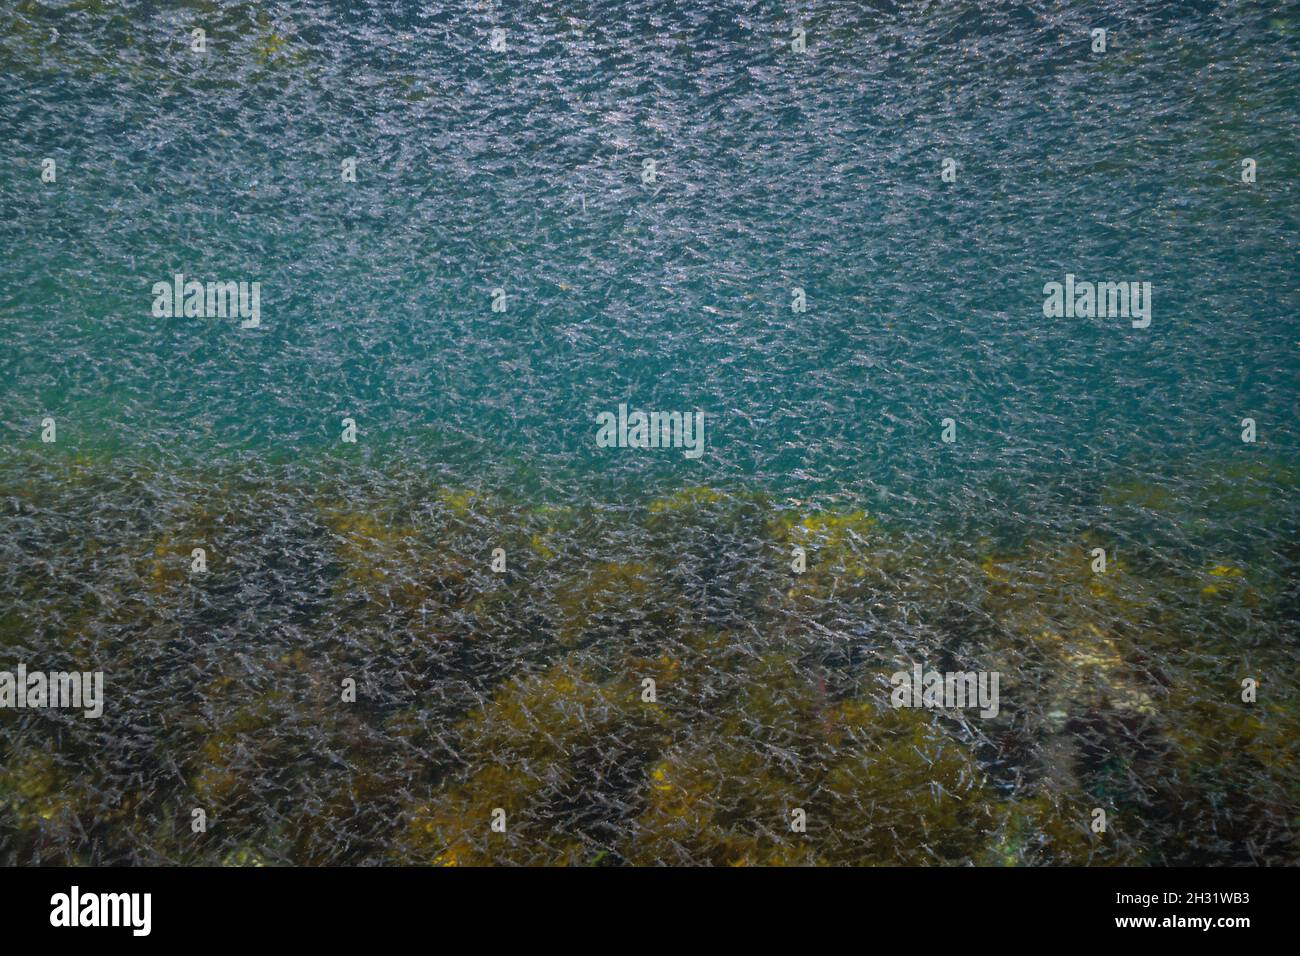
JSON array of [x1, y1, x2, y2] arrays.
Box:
[[0, 450, 1296, 865]]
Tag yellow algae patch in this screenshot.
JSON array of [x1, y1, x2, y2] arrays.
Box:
[[1164, 694, 1300, 781], [555, 560, 661, 643], [0, 754, 71, 828], [399, 662, 674, 865], [437, 488, 479, 518], [402, 764, 534, 866], [979, 542, 1155, 638], [810, 701, 995, 864], [771, 509, 882, 584], [140, 502, 226, 594], [772, 508, 876, 542], [625, 744, 818, 867], [222, 848, 267, 867], [645, 654, 681, 684], [191, 693, 290, 805], [320, 507, 473, 610], [984, 793, 1126, 866], [731, 654, 828, 745], [455, 662, 672, 760], [145, 534, 191, 591], [647, 486, 725, 514], [323, 511, 417, 581], [1200, 563, 1255, 600], [529, 532, 556, 561], [255, 32, 287, 62], [981, 554, 1014, 583]]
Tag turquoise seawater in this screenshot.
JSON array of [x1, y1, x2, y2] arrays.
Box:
[[0, 1, 1297, 865]]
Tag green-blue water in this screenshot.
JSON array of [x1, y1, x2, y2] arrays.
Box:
[[0, 1, 1297, 865]]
